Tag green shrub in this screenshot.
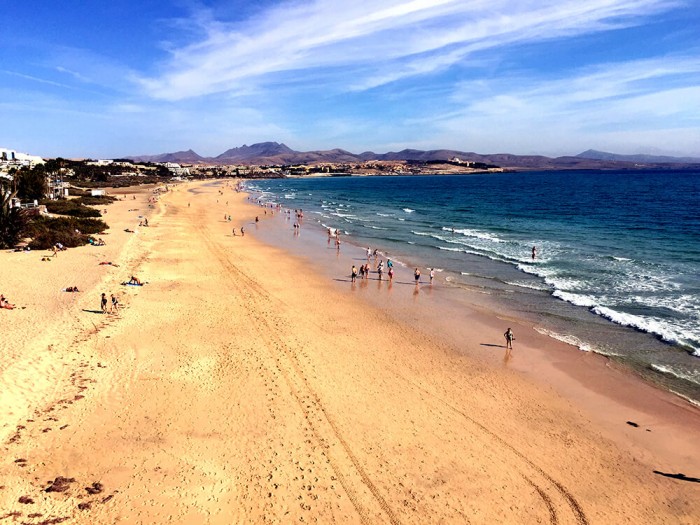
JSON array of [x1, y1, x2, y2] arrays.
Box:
[[26, 216, 108, 249], [41, 199, 102, 218], [75, 195, 117, 206], [67, 187, 91, 197]]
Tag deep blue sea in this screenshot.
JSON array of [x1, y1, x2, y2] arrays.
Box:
[[245, 170, 700, 402]]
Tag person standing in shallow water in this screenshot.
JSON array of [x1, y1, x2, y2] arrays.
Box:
[[351, 265, 358, 283], [532, 246, 537, 260], [414, 268, 421, 284], [504, 328, 515, 350]]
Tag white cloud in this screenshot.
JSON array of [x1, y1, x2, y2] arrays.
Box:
[[139, 0, 680, 100], [425, 55, 700, 155]]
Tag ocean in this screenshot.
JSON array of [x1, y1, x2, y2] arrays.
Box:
[[244, 170, 700, 403]]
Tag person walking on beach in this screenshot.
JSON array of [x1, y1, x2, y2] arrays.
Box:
[[414, 268, 421, 284], [241, 226, 245, 237], [388, 266, 394, 282], [504, 328, 515, 350], [377, 261, 384, 280], [110, 294, 119, 313], [351, 265, 358, 283], [430, 268, 435, 285], [101, 293, 108, 314]]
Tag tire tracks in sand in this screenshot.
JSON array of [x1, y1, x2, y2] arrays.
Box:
[[193, 219, 396, 524], [191, 203, 588, 525]]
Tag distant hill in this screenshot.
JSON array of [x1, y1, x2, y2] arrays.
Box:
[[216, 142, 296, 162], [126, 142, 700, 169], [132, 149, 204, 163], [576, 149, 700, 164]]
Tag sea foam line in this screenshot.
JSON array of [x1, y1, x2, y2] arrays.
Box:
[[534, 327, 596, 353], [651, 364, 700, 386]]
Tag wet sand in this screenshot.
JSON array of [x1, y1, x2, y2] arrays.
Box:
[[0, 179, 698, 524]]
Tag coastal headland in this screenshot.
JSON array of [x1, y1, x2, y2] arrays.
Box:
[[0, 180, 698, 524]]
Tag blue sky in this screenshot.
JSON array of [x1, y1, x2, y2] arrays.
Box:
[[2, 0, 699, 159]]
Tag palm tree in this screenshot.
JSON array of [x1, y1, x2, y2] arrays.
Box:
[[0, 175, 27, 248]]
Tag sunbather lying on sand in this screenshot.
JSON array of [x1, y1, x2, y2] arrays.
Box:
[[128, 276, 142, 285], [99, 261, 120, 267], [0, 294, 15, 309], [62, 286, 80, 292]]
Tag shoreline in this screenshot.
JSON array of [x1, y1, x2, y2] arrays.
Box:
[[247, 186, 700, 471], [1, 179, 698, 523], [243, 172, 700, 402]]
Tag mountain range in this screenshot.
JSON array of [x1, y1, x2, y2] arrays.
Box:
[[127, 143, 700, 169]]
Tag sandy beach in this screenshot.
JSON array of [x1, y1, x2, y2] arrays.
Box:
[[1, 179, 698, 524]]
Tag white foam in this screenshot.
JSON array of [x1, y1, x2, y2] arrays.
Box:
[[552, 290, 598, 308], [505, 280, 550, 291], [446, 227, 503, 243], [651, 364, 700, 386], [403, 208, 415, 213], [669, 390, 700, 408], [591, 306, 696, 351], [534, 327, 595, 352]]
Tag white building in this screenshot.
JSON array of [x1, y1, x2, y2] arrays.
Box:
[[163, 162, 190, 177], [0, 148, 44, 168]]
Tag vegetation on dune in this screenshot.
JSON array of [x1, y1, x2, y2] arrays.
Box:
[[74, 195, 117, 206], [25, 216, 108, 250], [41, 199, 103, 218], [40, 195, 116, 218], [0, 165, 121, 249]]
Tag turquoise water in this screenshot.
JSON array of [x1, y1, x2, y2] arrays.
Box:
[[245, 170, 700, 402]]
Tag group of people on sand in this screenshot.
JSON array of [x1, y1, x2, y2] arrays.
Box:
[[100, 292, 119, 314], [351, 258, 398, 283]]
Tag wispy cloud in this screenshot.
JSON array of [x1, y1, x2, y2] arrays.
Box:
[[424, 55, 700, 154], [2, 70, 75, 90], [140, 0, 680, 100]]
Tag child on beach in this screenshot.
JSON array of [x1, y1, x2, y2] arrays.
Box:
[[504, 328, 515, 349], [110, 294, 119, 313], [101, 293, 108, 313]]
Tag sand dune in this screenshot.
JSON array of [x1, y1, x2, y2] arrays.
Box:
[[0, 180, 698, 524]]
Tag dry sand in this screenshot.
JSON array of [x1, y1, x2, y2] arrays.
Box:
[[0, 179, 698, 524]]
